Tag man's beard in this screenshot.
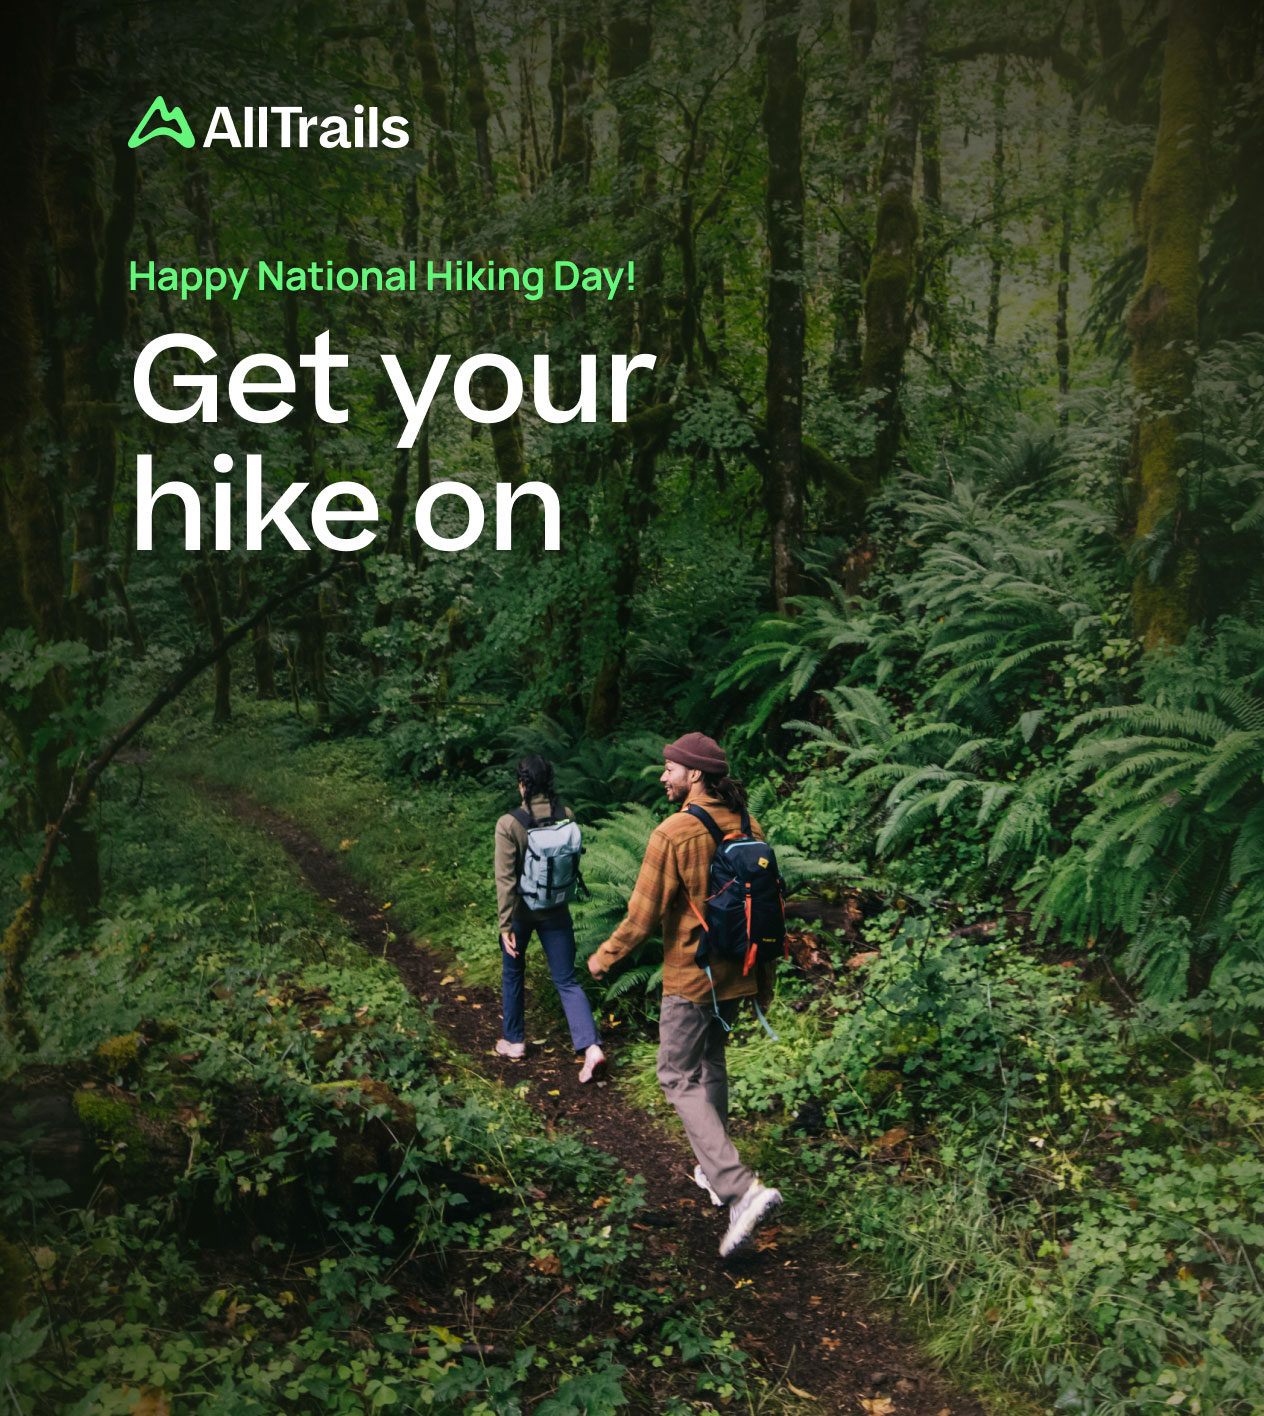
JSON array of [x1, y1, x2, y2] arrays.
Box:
[[664, 783, 685, 803]]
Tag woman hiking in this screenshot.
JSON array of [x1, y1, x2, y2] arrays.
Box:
[[494, 755, 606, 1083]]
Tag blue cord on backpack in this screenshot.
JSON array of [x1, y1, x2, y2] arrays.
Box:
[[703, 966, 780, 1042]]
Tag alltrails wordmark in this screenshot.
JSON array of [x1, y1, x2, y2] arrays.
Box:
[[127, 97, 409, 150]]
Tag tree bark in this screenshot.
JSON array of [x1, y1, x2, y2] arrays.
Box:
[[409, 0, 526, 489], [856, 0, 929, 496], [1055, 99, 1081, 423], [828, 0, 877, 402], [763, 0, 807, 612], [986, 56, 1006, 347], [1127, 0, 1215, 649], [587, 0, 655, 736], [915, 57, 947, 349], [46, 76, 136, 649], [0, 0, 99, 925]]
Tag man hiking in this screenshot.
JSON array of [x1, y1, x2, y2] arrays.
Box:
[[588, 732, 783, 1257]]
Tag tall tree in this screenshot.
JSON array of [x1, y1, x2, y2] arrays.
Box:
[[1127, 0, 1216, 648], [827, 0, 877, 400], [856, 0, 929, 496], [1055, 97, 1081, 422], [763, 0, 806, 611], [985, 55, 1006, 347], [587, 0, 656, 735], [0, 1, 100, 922]]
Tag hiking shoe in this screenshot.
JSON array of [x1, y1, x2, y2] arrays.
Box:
[[693, 1164, 723, 1208], [719, 1179, 782, 1258], [578, 1044, 607, 1083], [495, 1038, 525, 1060]]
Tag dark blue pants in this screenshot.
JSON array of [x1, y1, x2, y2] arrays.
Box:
[[500, 912, 600, 1051]]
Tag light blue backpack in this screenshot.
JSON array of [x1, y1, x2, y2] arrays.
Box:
[[511, 809, 586, 910]]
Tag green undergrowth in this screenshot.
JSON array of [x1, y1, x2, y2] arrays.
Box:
[[130, 697, 1264, 1415], [150, 696, 510, 990], [719, 902, 1264, 1416], [0, 735, 819, 1416]]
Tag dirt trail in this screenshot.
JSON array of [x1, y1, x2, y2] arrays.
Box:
[[206, 784, 985, 1416]]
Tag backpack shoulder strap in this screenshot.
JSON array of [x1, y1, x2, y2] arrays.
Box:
[[685, 804, 723, 846], [739, 809, 751, 837], [510, 807, 533, 830]]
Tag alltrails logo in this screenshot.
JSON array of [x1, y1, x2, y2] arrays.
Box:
[[128, 97, 196, 149], [128, 97, 410, 150]]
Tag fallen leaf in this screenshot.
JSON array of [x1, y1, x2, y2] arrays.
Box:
[[128, 1390, 170, 1416], [873, 1126, 910, 1151], [382, 902, 392, 909], [846, 951, 881, 969], [547, 1089, 560, 1096], [859, 1400, 895, 1415], [786, 1383, 815, 1400], [439, 975, 455, 986], [531, 1251, 561, 1275], [338, 839, 355, 851]]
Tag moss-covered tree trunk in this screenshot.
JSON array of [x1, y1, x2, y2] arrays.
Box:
[[46, 63, 136, 651], [1127, 0, 1215, 649], [915, 58, 947, 349], [986, 55, 1006, 348], [409, 0, 525, 489], [1055, 98, 1081, 424], [763, 0, 806, 612], [855, 0, 929, 497], [827, 0, 876, 399], [587, 0, 656, 736]]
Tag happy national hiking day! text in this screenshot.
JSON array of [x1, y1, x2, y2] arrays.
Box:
[[130, 259, 635, 302], [130, 332, 656, 555]]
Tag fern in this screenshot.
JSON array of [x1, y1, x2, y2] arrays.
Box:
[[1031, 672, 1264, 983]]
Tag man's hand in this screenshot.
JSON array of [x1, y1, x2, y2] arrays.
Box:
[[501, 931, 518, 958], [587, 953, 606, 980]]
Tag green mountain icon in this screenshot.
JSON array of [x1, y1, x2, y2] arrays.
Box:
[[128, 96, 196, 149]]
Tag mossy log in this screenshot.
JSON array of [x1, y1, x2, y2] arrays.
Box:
[[0, 1062, 500, 1240]]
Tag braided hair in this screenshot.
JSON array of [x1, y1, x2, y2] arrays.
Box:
[[516, 755, 563, 819]]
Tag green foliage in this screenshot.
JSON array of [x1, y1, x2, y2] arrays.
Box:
[[0, 746, 787, 1416], [1034, 626, 1264, 995], [728, 901, 1264, 1415]]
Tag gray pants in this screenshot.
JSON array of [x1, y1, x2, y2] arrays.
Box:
[[657, 994, 754, 1206]]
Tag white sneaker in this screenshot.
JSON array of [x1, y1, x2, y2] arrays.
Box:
[[495, 1038, 525, 1060], [693, 1164, 723, 1207], [578, 1044, 607, 1083], [719, 1179, 782, 1258]]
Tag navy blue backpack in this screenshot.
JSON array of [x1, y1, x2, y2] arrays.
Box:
[[684, 805, 787, 1035]]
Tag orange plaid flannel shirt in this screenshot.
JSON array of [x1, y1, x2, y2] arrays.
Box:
[[591, 798, 763, 1004]]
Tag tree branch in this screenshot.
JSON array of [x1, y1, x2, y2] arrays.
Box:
[[2, 560, 339, 1049], [935, 30, 1087, 88]]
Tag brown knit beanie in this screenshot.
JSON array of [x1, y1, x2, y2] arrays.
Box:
[[662, 732, 728, 774]]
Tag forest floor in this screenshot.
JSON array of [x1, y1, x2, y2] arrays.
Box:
[[203, 779, 987, 1416]]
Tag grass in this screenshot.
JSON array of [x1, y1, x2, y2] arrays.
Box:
[[147, 695, 508, 986]]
